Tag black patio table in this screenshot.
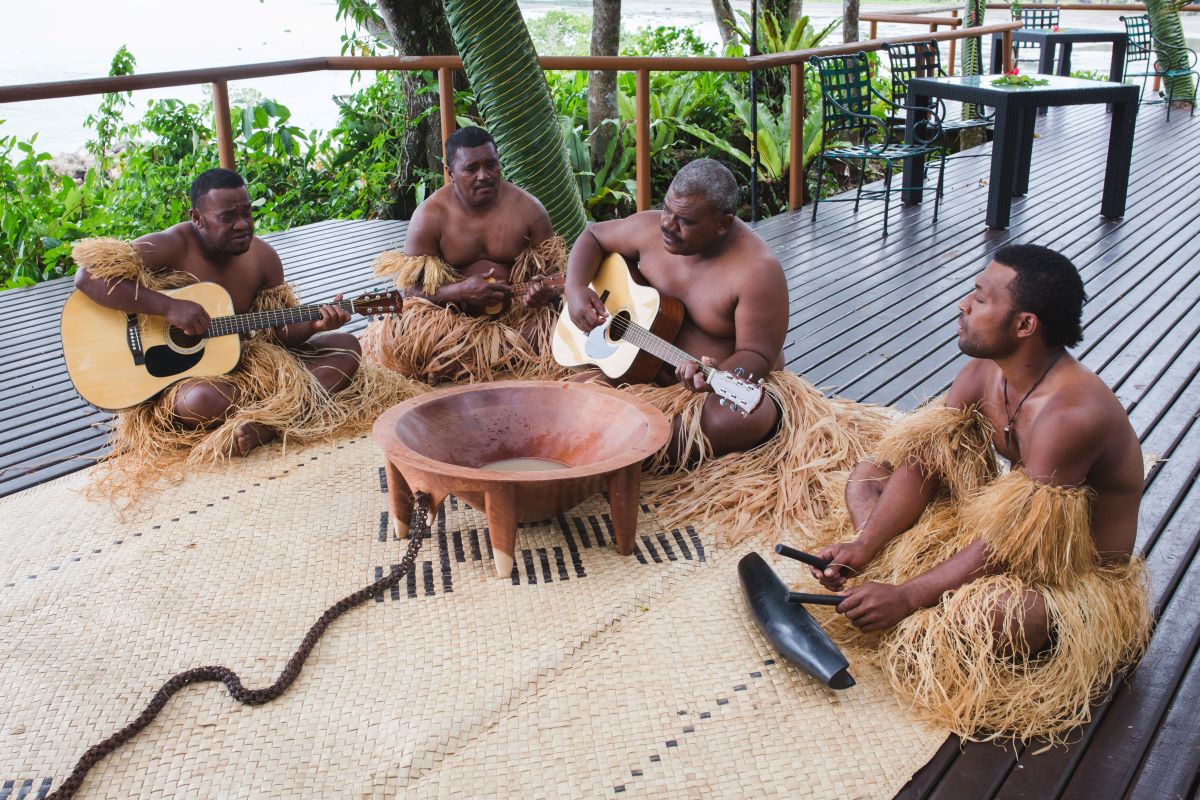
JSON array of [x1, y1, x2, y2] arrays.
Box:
[[902, 75, 1139, 229], [990, 28, 1129, 83], [990, 27, 1129, 114]]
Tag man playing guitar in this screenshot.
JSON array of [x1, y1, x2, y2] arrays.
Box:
[[565, 159, 789, 462], [73, 168, 361, 457]]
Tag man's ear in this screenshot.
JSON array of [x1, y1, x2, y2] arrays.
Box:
[[1014, 310, 1040, 340], [189, 207, 202, 227], [717, 211, 734, 236]]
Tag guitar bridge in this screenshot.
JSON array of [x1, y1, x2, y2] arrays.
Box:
[[125, 314, 145, 365]]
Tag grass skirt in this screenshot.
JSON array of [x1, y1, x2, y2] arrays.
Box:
[[72, 238, 427, 502], [800, 400, 1152, 743], [622, 372, 892, 545], [361, 239, 569, 383]]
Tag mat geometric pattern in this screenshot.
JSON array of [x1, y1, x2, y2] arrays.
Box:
[[0, 435, 943, 798]]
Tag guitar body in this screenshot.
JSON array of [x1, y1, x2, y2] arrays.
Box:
[[61, 282, 242, 411], [552, 254, 684, 384]]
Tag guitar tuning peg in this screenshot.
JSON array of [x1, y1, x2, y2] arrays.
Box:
[[734, 367, 745, 377], [747, 373, 754, 381], [757, 378, 765, 385], [719, 398, 727, 407]]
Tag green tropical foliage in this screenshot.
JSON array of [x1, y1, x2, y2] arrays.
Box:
[[2, 15, 886, 288]]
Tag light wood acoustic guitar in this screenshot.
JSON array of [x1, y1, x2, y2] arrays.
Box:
[[551, 253, 765, 416], [61, 282, 402, 411]]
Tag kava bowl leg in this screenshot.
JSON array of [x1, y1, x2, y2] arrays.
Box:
[[484, 484, 518, 579]]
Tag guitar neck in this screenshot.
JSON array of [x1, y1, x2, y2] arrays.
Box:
[[615, 319, 711, 377], [205, 298, 357, 338], [510, 273, 567, 294]]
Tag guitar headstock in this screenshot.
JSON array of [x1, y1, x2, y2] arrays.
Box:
[[709, 370, 765, 416], [353, 289, 404, 318]]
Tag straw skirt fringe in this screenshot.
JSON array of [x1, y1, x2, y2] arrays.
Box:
[[71, 238, 426, 501], [623, 372, 892, 545], [803, 401, 1152, 743], [361, 239, 570, 383]]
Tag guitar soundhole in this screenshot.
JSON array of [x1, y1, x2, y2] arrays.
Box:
[[167, 326, 203, 351], [609, 310, 633, 342]]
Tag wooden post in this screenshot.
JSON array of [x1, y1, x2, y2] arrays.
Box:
[[212, 80, 235, 171], [930, 23, 938, 34], [1003, 29, 1014, 73], [635, 69, 651, 212], [789, 62, 805, 210], [438, 67, 456, 186], [869, 20, 878, 39], [949, 10, 959, 75]]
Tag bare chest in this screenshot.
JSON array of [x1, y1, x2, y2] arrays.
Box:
[[174, 256, 263, 315], [437, 217, 532, 270], [637, 257, 737, 339]]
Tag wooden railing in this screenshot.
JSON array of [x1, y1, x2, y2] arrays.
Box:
[[0, 24, 1022, 214], [861, 11, 963, 75]]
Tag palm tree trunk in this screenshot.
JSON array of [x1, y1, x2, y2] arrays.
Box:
[[1145, 0, 1197, 105], [960, 0, 987, 118], [589, 0, 621, 170], [712, 0, 738, 46], [375, 0, 459, 218], [442, 0, 588, 243]]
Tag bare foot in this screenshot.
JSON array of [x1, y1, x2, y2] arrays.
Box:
[[233, 422, 277, 456]]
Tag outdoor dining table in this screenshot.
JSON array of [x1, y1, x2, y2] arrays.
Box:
[[902, 75, 1140, 229], [990, 27, 1129, 114], [990, 28, 1129, 83]]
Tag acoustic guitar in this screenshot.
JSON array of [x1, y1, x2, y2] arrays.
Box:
[[61, 282, 402, 411], [551, 254, 765, 416]]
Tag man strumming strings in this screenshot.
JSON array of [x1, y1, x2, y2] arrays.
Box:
[[564, 158, 888, 541], [71, 168, 422, 497]]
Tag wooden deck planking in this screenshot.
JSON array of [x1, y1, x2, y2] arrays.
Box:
[[0, 101, 1196, 799]]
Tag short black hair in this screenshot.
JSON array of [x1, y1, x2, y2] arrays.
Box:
[[992, 244, 1087, 348], [444, 126, 496, 172], [190, 168, 245, 209]]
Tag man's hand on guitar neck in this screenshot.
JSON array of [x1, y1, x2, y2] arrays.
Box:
[[676, 356, 717, 393], [523, 276, 560, 309]]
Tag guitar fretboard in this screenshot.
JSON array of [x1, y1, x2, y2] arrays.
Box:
[[204, 299, 357, 338], [608, 316, 713, 377]]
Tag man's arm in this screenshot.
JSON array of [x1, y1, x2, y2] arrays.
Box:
[[257, 244, 350, 348], [837, 391, 1103, 632], [565, 215, 649, 332], [815, 359, 990, 590], [402, 203, 509, 309], [73, 228, 210, 337]]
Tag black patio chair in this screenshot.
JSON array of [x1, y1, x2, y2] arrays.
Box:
[[884, 40, 994, 152], [809, 52, 946, 237], [1120, 14, 1198, 120], [1011, 7, 1060, 69]]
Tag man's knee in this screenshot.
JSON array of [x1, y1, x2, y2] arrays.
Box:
[[700, 392, 778, 456], [173, 380, 237, 428], [309, 331, 361, 357], [991, 588, 1051, 656]]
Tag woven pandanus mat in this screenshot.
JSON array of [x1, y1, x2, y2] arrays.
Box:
[[0, 434, 943, 799]]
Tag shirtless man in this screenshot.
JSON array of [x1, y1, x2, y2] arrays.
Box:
[[73, 168, 359, 455], [565, 159, 789, 458], [404, 125, 559, 313], [815, 244, 1144, 652]]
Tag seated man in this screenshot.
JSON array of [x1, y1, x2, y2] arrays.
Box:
[[72, 168, 420, 496], [807, 244, 1150, 742], [362, 125, 566, 383], [564, 159, 886, 539]]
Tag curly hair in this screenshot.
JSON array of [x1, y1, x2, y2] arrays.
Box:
[[993, 244, 1088, 348]]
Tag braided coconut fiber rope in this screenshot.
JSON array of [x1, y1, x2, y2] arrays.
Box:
[[0, 434, 943, 798]]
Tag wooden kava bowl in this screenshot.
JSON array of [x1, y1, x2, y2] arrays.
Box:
[[373, 381, 671, 578]]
